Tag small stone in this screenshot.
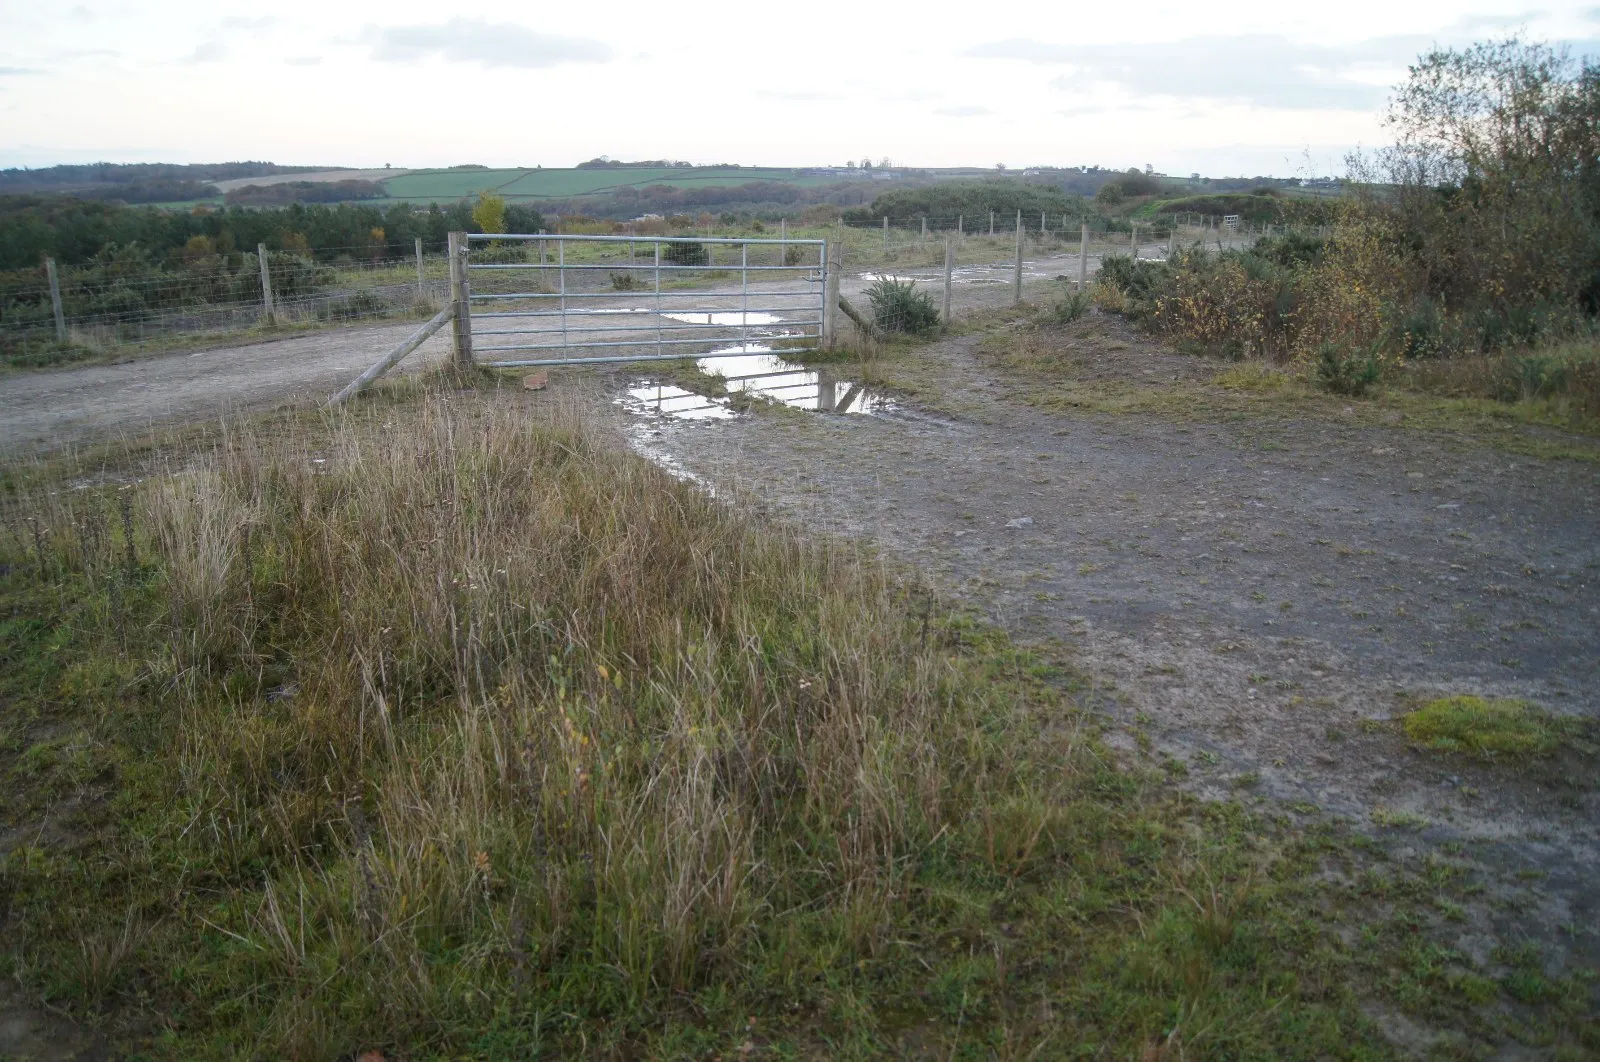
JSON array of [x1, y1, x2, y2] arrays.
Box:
[[1005, 517, 1033, 529], [523, 371, 549, 391]]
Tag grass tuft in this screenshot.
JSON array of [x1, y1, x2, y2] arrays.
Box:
[[1402, 695, 1561, 759]]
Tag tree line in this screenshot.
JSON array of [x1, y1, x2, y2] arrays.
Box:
[[0, 197, 546, 272]]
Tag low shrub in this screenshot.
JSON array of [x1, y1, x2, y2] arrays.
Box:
[[1314, 342, 1381, 396], [662, 241, 708, 266], [1052, 288, 1092, 324], [865, 276, 940, 334]]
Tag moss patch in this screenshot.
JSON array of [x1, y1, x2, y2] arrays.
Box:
[[1402, 696, 1563, 759]]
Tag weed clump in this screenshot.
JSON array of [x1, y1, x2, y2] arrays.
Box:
[[1314, 342, 1382, 396], [1052, 288, 1092, 324], [662, 240, 708, 266], [864, 275, 940, 334], [1403, 695, 1560, 759]]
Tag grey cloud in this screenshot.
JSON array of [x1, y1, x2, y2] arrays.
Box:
[[67, 5, 95, 21], [972, 26, 1600, 112], [935, 105, 991, 117], [971, 34, 1412, 110], [367, 18, 612, 68], [183, 40, 227, 63]]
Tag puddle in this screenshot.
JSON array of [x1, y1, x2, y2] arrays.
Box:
[[617, 343, 891, 421], [662, 311, 782, 326], [621, 382, 738, 420]]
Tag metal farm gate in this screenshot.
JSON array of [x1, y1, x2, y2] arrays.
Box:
[[458, 232, 829, 367]]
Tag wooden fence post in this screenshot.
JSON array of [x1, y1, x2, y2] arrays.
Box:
[[44, 257, 66, 343], [257, 243, 276, 326], [414, 237, 425, 303], [1040, 210, 1046, 235], [1078, 223, 1089, 292], [942, 236, 953, 327], [989, 211, 995, 236], [921, 216, 927, 240], [882, 215, 888, 253], [822, 240, 842, 349], [957, 214, 964, 238], [780, 218, 787, 265], [447, 231, 473, 368], [1013, 211, 1023, 306]]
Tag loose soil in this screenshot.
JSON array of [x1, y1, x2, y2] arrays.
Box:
[[628, 313, 1600, 992]]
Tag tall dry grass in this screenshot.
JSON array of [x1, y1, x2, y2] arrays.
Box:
[[2, 391, 1077, 1054]]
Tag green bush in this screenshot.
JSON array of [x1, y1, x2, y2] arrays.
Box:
[[1314, 342, 1381, 396], [1095, 254, 1171, 308], [1391, 294, 1444, 359], [662, 241, 708, 266], [865, 276, 940, 334], [1053, 288, 1092, 324]]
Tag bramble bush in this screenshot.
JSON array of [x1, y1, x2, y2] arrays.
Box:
[[1090, 37, 1600, 411]]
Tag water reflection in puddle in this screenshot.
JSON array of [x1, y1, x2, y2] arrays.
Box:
[[617, 344, 890, 421], [661, 311, 782, 326]]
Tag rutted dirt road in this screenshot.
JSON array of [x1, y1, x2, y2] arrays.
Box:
[[628, 315, 1600, 981]]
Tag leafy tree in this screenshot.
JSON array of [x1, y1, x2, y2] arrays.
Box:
[[471, 191, 507, 235], [1374, 37, 1600, 317]]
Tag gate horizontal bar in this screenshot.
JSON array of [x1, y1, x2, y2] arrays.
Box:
[[469, 263, 811, 273], [473, 321, 819, 336], [470, 305, 817, 320], [482, 345, 817, 368], [469, 289, 817, 302], [479, 335, 818, 354], [466, 233, 824, 245]]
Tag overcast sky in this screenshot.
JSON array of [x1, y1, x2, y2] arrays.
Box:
[[2, 1, 1598, 177]]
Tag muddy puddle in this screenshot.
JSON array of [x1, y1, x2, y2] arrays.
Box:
[[619, 344, 890, 421]]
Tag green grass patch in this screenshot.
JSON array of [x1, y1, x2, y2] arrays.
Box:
[[1402, 696, 1565, 759]]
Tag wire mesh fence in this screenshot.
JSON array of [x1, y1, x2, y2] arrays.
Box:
[[0, 245, 453, 364], [1, 214, 1317, 366]]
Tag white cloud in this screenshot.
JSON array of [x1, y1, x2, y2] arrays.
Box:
[[285, 56, 322, 67], [970, 34, 1415, 110], [934, 106, 992, 117], [365, 18, 612, 68]]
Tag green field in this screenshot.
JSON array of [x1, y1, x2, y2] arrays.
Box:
[[379, 166, 837, 203]]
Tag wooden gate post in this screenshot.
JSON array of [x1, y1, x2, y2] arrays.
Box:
[[822, 241, 842, 349], [447, 231, 474, 368]]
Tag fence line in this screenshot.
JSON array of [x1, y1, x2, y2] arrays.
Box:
[[3, 217, 1316, 362]]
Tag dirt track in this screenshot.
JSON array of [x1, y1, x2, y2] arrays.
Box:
[[629, 316, 1600, 980]]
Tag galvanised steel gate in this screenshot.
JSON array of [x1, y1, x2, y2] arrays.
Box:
[[462, 233, 828, 367]]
